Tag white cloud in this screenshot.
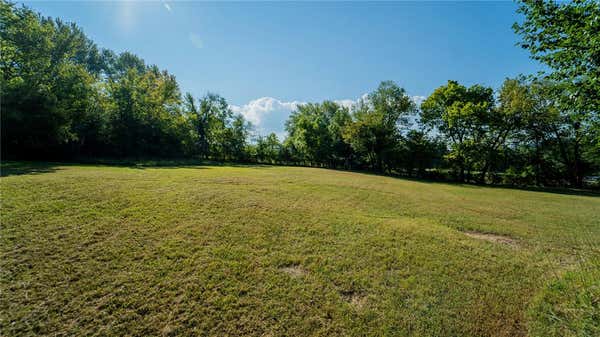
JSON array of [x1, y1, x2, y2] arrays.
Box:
[[189, 33, 203, 49], [333, 93, 369, 109], [412, 95, 426, 106], [230, 97, 305, 137], [163, 3, 172, 12], [333, 99, 357, 110], [336, 94, 425, 109], [231, 94, 425, 137]]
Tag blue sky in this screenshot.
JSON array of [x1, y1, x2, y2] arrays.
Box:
[[22, 1, 540, 137]]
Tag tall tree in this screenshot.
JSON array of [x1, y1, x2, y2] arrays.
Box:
[[105, 63, 182, 156], [0, 2, 105, 157], [344, 81, 414, 172], [514, 0, 600, 113], [421, 81, 495, 182], [286, 103, 331, 166], [400, 130, 446, 178], [515, 0, 600, 185], [474, 78, 528, 183], [255, 133, 282, 163], [327, 102, 354, 168], [285, 101, 351, 168], [188, 93, 250, 161]]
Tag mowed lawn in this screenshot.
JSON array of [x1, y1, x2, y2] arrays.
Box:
[[1, 162, 599, 337]]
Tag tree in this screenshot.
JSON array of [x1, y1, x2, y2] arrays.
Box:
[[496, 78, 597, 187], [0, 2, 105, 157], [528, 81, 591, 187], [473, 78, 529, 183], [344, 81, 414, 172], [515, 0, 600, 186], [421, 81, 495, 182], [105, 63, 182, 157], [285, 101, 351, 168], [224, 114, 251, 161], [514, 0, 600, 113], [400, 130, 445, 178], [185, 93, 251, 161], [327, 103, 354, 169], [285, 103, 330, 166], [255, 133, 282, 163]]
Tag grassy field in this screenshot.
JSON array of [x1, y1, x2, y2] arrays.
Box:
[[1, 162, 599, 337]]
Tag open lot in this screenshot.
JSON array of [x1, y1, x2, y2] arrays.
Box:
[[1, 162, 599, 336]]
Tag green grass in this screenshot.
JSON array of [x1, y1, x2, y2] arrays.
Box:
[[1, 162, 599, 337], [527, 259, 600, 337]]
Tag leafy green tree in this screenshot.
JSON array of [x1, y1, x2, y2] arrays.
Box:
[[285, 101, 351, 168], [472, 78, 530, 183], [400, 130, 445, 178], [185, 93, 211, 158], [286, 103, 329, 166], [515, 0, 600, 185], [255, 133, 282, 163], [583, 123, 600, 173], [280, 138, 302, 165], [498, 78, 597, 186], [103, 51, 147, 79], [420, 81, 494, 182], [185, 93, 250, 161], [0, 2, 105, 157], [514, 0, 600, 113], [327, 103, 354, 168], [498, 78, 554, 185], [527, 81, 591, 187], [224, 114, 251, 161], [181, 93, 201, 155], [105, 63, 182, 156], [344, 81, 414, 172]]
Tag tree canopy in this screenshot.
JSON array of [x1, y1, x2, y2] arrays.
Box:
[[1, 1, 598, 188]]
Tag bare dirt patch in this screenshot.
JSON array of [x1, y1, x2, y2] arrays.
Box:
[[210, 178, 245, 185], [279, 265, 307, 278], [464, 231, 518, 246], [341, 291, 367, 309]]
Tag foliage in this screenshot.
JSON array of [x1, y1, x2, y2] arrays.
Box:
[[0, 2, 103, 157], [514, 0, 600, 113], [343, 81, 415, 172], [420, 81, 495, 182], [399, 130, 446, 178], [286, 101, 352, 168], [254, 133, 282, 163], [105, 64, 183, 157], [514, 0, 600, 186], [1, 1, 598, 188]]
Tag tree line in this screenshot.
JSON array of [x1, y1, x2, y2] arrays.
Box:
[[1, 1, 598, 187]]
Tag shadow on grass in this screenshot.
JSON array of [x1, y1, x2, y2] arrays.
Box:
[[79, 158, 276, 170], [0, 159, 277, 176], [344, 169, 600, 197], [485, 184, 600, 197], [2, 159, 597, 197], [0, 161, 60, 177]]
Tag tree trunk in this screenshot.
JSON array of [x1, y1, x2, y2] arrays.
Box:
[[534, 137, 542, 186], [478, 166, 488, 184], [573, 126, 583, 187], [553, 128, 574, 186]]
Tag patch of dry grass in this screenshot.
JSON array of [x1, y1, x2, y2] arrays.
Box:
[[463, 231, 518, 246]]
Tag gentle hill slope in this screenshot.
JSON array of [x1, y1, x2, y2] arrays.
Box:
[[2, 163, 599, 336]]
